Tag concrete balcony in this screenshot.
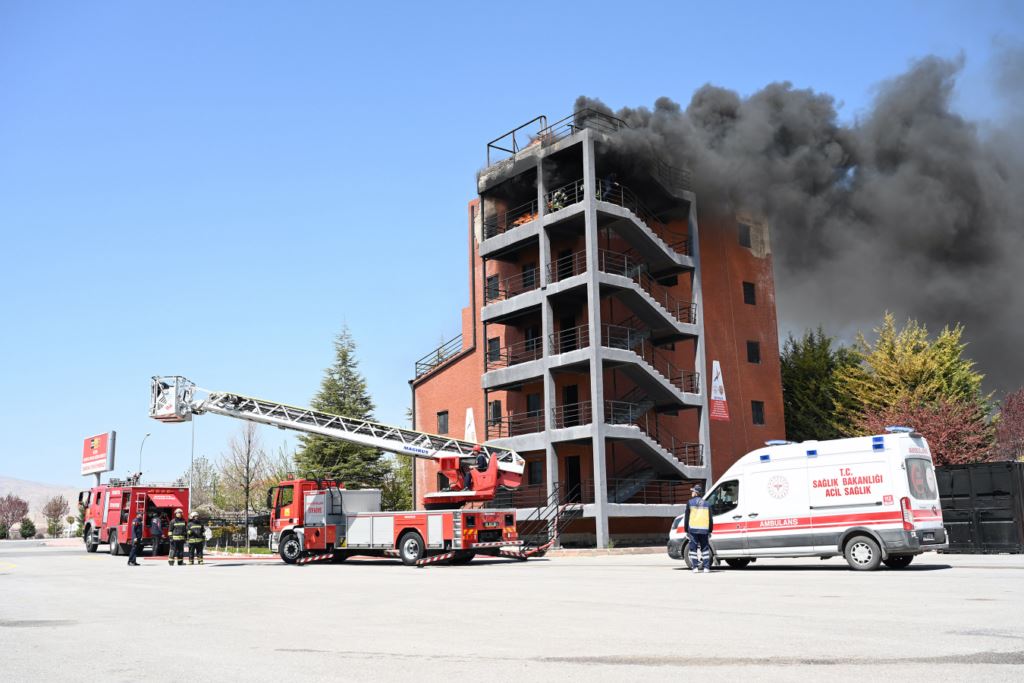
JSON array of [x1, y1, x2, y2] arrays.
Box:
[[481, 338, 544, 390]]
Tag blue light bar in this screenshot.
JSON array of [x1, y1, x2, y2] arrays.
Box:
[[765, 440, 792, 446], [872, 435, 885, 451], [885, 426, 914, 434], [806, 449, 818, 457], [759, 454, 771, 462]]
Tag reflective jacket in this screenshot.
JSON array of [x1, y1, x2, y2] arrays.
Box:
[[187, 521, 205, 543], [683, 495, 713, 534], [170, 518, 187, 541]]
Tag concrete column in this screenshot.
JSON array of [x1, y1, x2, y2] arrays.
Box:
[[688, 199, 713, 486], [537, 159, 559, 503], [582, 132, 610, 547]]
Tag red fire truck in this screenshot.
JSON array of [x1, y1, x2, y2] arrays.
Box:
[[79, 480, 189, 556], [150, 376, 542, 566]]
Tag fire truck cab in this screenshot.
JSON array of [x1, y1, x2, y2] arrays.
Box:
[[668, 427, 947, 571], [79, 482, 189, 556], [268, 478, 519, 565]]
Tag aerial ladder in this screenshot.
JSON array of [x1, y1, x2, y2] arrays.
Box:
[[149, 376, 525, 507]]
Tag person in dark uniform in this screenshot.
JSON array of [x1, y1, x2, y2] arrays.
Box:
[[187, 512, 205, 565], [463, 445, 489, 491], [684, 483, 714, 573], [149, 514, 163, 556], [127, 513, 143, 566], [168, 509, 187, 566]]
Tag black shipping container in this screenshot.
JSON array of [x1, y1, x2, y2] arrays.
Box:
[[936, 462, 1024, 554]]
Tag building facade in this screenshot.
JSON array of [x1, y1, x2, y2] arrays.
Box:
[[410, 111, 784, 547]]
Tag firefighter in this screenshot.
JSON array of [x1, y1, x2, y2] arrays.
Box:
[[683, 483, 713, 573], [463, 445, 488, 491], [168, 508, 187, 566], [187, 512, 205, 565], [127, 513, 143, 566], [149, 514, 163, 556]]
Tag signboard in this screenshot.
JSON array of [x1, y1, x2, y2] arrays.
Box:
[[709, 361, 730, 421], [464, 408, 478, 443], [82, 431, 116, 476]]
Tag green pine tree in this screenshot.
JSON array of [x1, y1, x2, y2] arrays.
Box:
[[294, 327, 388, 487], [780, 328, 857, 442]]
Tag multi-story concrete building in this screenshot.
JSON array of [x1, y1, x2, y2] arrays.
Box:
[[410, 110, 785, 547]]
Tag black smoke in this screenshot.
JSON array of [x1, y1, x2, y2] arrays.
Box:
[[578, 53, 1024, 395]]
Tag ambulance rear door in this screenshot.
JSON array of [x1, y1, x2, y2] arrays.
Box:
[[900, 435, 944, 540], [743, 451, 812, 556]]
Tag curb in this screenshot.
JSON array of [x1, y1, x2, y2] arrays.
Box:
[[544, 546, 664, 557]]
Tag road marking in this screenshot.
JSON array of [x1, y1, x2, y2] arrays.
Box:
[[0, 562, 17, 571]]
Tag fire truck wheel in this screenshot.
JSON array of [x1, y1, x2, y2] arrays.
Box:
[[724, 558, 751, 569], [450, 552, 476, 565], [108, 532, 120, 556], [279, 534, 302, 564], [398, 531, 425, 566], [844, 535, 882, 571], [84, 529, 98, 553], [882, 554, 915, 569]]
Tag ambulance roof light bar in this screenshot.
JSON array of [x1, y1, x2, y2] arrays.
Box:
[[765, 440, 793, 446], [884, 425, 922, 437]]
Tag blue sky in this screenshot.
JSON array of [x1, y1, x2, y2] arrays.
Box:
[[1, 1, 1021, 487]]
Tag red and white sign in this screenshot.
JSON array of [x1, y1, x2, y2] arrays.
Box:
[[81, 431, 116, 476], [709, 360, 730, 421]]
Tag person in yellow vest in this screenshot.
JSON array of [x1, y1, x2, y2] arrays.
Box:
[[187, 512, 205, 565], [683, 483, 714, 573], [168, 509, 187, 566]]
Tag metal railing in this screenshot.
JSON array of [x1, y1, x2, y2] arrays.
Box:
[[484, 337, 543, 370], [598, 250, 697, 325], [414, 334, 463, 378], [602, 325, 700, 394], [549, 323, 590, 355], [547, 250, 587, 283], [482, 198, 539, 239], [544, 178, 585, 214], [587, 478, 694, 505], [486, 114, 548, 167], [486, 411, 545, 439], [604, 399, 704, 467], [484, 267, 541, 304], [552, 400, 593, 429], [595, 180, 691, 256]]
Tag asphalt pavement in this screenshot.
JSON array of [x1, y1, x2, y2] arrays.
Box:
[[1, 540, 1022, 681]]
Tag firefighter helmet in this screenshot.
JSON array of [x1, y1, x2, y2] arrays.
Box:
[[174, 508, 183, 516], [472, 445, 482, 452], [190, 511, 198, 520]]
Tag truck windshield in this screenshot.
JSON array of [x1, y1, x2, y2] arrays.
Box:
[[906, 458, 938, 500]]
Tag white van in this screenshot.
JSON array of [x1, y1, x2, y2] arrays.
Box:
[[667, 427, 947, 570]]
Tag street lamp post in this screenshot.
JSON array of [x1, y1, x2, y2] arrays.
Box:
[[138, 433, 151, 479]]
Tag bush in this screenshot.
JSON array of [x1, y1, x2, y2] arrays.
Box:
[[19, 517, 36, 539], [0, 522, 8, 539]]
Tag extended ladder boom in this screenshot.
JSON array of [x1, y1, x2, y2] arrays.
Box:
[[149, 376, 524, 476]]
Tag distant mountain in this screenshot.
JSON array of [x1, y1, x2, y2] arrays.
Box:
[[0, 476, 82, 530]]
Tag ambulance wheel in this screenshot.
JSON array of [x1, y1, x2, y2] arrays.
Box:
[[279, 534, 302, 564], [84, 529, 98, 553], [844, 535, 882, 571], [883, 554, 914, 569], [108, 532, 120, 555], [450, 552, 476, 565], [725, 558, 751, 569], [398, 531, 425, 566]]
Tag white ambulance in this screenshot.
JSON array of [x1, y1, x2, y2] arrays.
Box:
[[667, 427, 947, 570]]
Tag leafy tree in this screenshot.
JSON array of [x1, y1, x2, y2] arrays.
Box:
[[380, 456, 413, 511], [217, 423, 269, 514], [835, 313, 989, 434], [182, 455, 220, 509], [0, 493, 29, 529], [995, 388, 1024, 461], [0, 521, 8, 539], [295, 327, 388, 487], [857, 399, 995, 466], [266, 444, 297, 484], [19, 517, 36, 539], [42, 495, 69, 538], [780, 328, 857, 441]]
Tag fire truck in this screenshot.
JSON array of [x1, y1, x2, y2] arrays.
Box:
[[149, 376, 544, 566], [79, 479, 189, 556]]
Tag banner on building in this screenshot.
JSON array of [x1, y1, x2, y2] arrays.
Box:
[[82, 431, 116, 476], [464, 408, 478, 443], [709, 361, 730, 421]]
